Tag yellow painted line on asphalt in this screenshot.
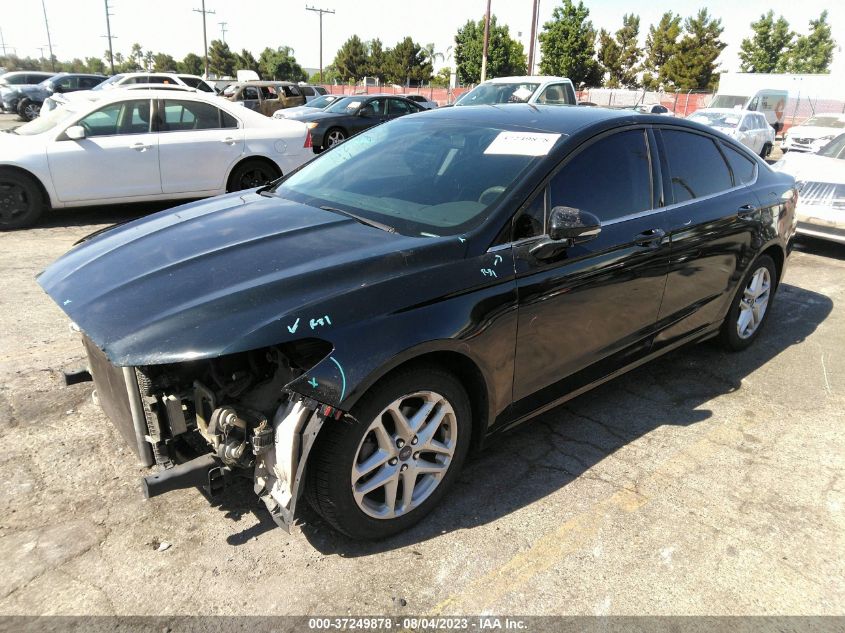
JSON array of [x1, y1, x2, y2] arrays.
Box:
[[431, 409, 762, 614]]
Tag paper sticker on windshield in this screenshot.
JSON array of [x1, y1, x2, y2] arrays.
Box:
[[347, 101, 362, 108], [484, 132, 561, 156]]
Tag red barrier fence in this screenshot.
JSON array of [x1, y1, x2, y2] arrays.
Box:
[[319, 84, 470, 106]]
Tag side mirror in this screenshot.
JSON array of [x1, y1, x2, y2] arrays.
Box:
[[52, 85, 64, 93], [548, 206, 602, 243], [530, 206, 601, 260], [65, 125, 86, 141]]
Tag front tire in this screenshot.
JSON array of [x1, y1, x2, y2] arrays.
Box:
[[307, 366, 472, 539], [0, 169, 45, 230], [760, 142, 772, 158], [323, 127, 346, 150], [720, 254, 777, 351], [18, 99, 41, 122]]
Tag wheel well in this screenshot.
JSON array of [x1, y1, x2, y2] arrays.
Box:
[[361, 351, 490, 452], [226, 156, 281, 192], [0, 165, 50, 208], [761, 244, 785, 286]]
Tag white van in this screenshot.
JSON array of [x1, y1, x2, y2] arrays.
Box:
[[709, 89, 788, 132]]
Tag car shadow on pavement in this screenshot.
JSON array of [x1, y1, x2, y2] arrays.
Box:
[[793, 237, 845, 261], [283, 281, 833, 555]]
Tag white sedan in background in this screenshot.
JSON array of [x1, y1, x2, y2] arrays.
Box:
[[687, 108, 775, 157], [773, 133, 845, 245], [273, 93, 342, 119], [782, 113, 845, 154], [0, 90, 313, 229]]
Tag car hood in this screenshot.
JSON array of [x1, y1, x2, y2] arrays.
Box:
[[38, 191, 455, 366], [787, 125, 843, 139], [286, 110, 349, 123], [775, 152, 845, 185], [277, 105, 321, 118]]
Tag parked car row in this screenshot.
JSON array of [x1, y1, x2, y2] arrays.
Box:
[[687, 108, 775, 157]]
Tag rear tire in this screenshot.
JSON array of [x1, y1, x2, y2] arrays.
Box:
[[323, 127, 346, 150], [719, 254, 777, 351], [0, 169, 45, 230], [306, 365, 471, 539], [760, 142, 772, 158], [226, 159, 281, 192]]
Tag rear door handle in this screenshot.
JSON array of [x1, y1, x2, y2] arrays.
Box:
[[634, 228, 666, 247], [130, 142, 151, 151]]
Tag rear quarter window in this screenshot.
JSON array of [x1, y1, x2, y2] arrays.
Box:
[[721, 143, 756, 186]]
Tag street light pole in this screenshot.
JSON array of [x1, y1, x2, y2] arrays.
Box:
[[306, 5, 335, 84], [193, 0, 216, 77], [480, 0, 491, 82]]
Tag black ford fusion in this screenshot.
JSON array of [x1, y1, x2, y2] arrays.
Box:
[[39, 105, 797, 539]]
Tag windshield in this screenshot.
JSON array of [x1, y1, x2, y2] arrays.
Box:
[[309, 95, 336, 109], [271, 118, 556, 236], [710, 95, 748, 109], [91, 75, 124, 91], [455, 82, 540, 106], [323, 97, 364, 114], [689, 111, 740, 128], [818, 134, 845, 159], [803, 116, 845, 129], [14, 104, 78, 135]]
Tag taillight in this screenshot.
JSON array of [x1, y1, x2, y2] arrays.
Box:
[[303, 129, 313, 149]]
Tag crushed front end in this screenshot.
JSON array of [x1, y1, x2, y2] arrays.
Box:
[[79, 334, 345, 532]]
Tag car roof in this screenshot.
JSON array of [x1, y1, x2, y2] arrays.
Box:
[[485, 75, 571, 84], [82, 89, 217, 104], [803, 113, 845, 121], [231, 81, 298, 87], [693, 108, 759, 116], [416, 103, 654, 133]]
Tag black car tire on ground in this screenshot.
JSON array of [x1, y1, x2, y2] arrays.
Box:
[[720, 254, 777, 351], [18, 99, 41, 122], [760, 142, 772, 158], [226, 159, 281, 192], [0, 168, 46, 230], [306, 365, 472, 539]]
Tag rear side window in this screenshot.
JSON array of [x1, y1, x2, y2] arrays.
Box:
[[661, 130, 732, 203], [301, 86, 315, 96], [721, 143, 756, 185], [160, 100, 238, 131], [550, 129, 652, 222]]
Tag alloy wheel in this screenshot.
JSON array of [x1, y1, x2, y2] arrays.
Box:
[[240, 167, 272, 189], [351, 390, 457, 519], [0, 182, 29, 222], [326, 130, 345, 147], [23, 103, 40, 121], [737, 266, 771, 339]]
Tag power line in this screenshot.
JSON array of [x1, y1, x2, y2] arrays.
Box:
[[103, 0, 116, 74], [306, 5, 335, 84], [219, 21, 227, 43], [193, 0, 216, 77], [40, 0, 55, 70]]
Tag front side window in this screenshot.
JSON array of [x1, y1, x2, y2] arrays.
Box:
[[661, 130, 732, 202], [550, 130, 652, 222], [301, 87, 315, 96], [359, 99, 385, 116], [537, 84, 568, 105], [243, 86, 260, 101], [514, 189, 546, 240], [388, 98, 413, 115], [77, 99, 151, 137]]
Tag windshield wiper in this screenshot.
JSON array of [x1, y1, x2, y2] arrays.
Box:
[[319, 205, 395, 233]]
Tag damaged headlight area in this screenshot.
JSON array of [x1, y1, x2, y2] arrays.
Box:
[[81, 334, 344, 532]]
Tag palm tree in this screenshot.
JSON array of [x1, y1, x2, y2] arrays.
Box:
[[423, 43, 445, 67]]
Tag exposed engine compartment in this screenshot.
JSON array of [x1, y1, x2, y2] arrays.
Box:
[[84, 336, 343, 531]]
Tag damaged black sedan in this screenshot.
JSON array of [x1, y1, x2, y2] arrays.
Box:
[[39, 105, 797, 539]]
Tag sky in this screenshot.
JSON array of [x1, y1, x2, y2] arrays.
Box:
[[1, 0, 843, 77]]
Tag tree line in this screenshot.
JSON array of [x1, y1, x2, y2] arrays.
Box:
[[0, 0, 836, 90]]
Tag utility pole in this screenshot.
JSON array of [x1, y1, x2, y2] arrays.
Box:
[[40, 0, 55, 70], [528, 0, 539, 75], [103, 0, 116, 74], [219, 22, 228, 43], [306, 5, 335, 84], [480, 0, 491, 82], [0, 27, 6, 56], [193, 0, 216, 77]]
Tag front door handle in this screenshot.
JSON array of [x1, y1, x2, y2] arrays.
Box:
[[130, 142, 151, 151], [737, 203, 756, 218], [220, 137, 237, 145], [634, 228, 666, 247]]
